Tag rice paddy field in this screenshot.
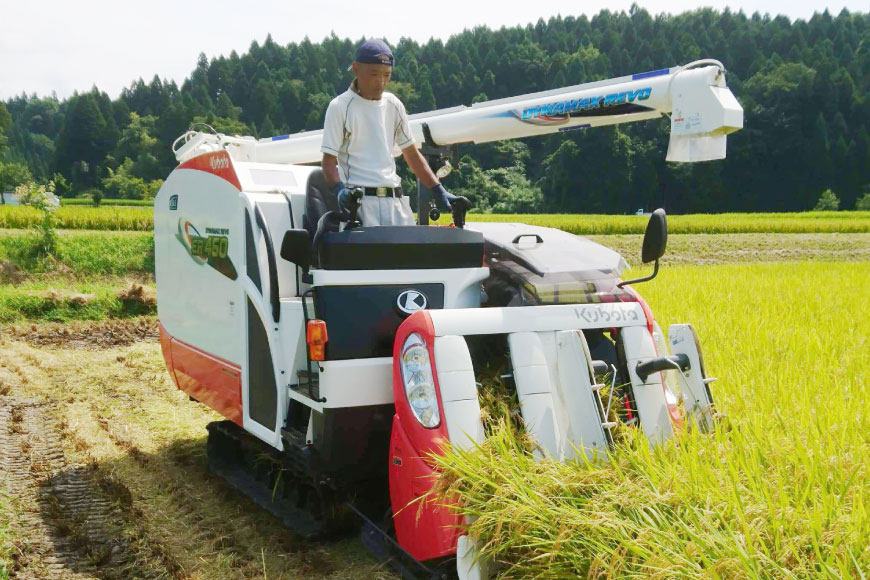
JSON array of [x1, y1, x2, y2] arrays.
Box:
[[59, 198, 154, 207], [0, 208, 868, 579], [2, 205, 870, 233], [0, 206, 154, 231]]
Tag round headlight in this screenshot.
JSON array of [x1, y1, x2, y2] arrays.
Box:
[[400, 333, 440, 428]]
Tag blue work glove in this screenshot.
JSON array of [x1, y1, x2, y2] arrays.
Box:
[[331, 181, 353, 212], [432, 183, 470, 211]]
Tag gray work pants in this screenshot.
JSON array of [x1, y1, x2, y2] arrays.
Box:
[[358, 195, 415, 227]]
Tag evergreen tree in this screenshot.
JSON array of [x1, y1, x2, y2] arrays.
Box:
[[5, 7, 870, 208]]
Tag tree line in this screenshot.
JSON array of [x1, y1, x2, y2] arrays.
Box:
[[3, 5, 870, 213]]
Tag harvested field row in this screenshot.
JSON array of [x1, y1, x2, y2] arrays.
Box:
[[0, 281, 155, 324], [590, 232, 870, 266], [3, 317, 158, 349], [0, 336, 396, 580], [0, 398, 172, 579]]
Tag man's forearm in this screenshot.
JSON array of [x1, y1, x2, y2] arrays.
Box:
[[322, 154, 341, 186], [402, 146, 439, 189]]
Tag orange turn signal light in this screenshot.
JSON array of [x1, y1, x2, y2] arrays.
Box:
[[306, 319, 328, 361]]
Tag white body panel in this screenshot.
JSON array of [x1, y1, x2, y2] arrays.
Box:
[[434, 336, 485, 451], [456, 535, 489, 580], [429, 302, 647, 337], [155, 168, 246, 364], [316, 358, 393, 409], [553, 330, 610, 459], [620, 326, 675, 444], [508, 330, 609, 461], [669, 323, 716, 431], [509, 332, 563, 460], [279, 298, 309, 401], [155, 159, 314, 452]]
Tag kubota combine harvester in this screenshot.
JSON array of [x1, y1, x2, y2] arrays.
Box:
[[154, 60, 742, 579]]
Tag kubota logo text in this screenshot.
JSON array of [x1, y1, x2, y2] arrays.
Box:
[[210, 155, 230, 170]]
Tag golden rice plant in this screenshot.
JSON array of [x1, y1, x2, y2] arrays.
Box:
[[0, 206, 152, 230], [431, 261, 869, 579]]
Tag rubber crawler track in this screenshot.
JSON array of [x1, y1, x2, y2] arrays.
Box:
[[0, 397, 170, 580]]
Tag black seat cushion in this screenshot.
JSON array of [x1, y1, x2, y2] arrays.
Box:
[[303, 170, 338, 240]]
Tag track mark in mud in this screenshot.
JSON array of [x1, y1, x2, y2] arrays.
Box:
[[0, 397, 172, 579], [2, 318, 158, 350]]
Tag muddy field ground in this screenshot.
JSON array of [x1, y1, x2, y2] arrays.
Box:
[[0, 320, 396, 580]]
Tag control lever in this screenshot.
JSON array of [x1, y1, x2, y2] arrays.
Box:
[[451, 196, 471, 229], [344, 187, 364, 230], [636, 353, 690, 382]]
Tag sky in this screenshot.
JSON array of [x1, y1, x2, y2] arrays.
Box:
[[1, 0, 868, 101]]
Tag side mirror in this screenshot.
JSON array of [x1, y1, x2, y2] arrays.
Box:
[[617, 208, 667, 289], [281, 229, 311, 270], [641, 208, 667, 264]]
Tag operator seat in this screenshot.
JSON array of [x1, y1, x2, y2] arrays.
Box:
[[303, 169, 338, 240]]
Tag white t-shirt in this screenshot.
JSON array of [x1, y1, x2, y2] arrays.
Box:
[[320, 86, 416, 187]]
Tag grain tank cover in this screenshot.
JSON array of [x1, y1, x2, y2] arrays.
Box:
[[469, 222, 626, 277]]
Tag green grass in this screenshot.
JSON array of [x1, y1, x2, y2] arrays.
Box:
[[0, 206, 152, 230], [0, 490, 11, 580], [0, 278, 155, 323], [0, 230, 153, 277], [3, 206, 870, 233], [434, 261, 869, 579], [468, 211, 870, 234], [60, 198, 154, 207]]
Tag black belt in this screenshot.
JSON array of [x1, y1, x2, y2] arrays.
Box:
[[359, 186, 403, 198]]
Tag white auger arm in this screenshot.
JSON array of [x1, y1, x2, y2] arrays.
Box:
[[174, 59, 742, 166]]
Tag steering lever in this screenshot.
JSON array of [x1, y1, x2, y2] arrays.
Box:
[[344, 187, 364, 230]]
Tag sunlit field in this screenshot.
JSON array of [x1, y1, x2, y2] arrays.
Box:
[[469, 211, 870, 234], [435, 261, 869, 579], [2, 205, 870, 233]]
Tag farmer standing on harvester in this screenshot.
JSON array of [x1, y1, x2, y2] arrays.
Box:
[[320, 38, 468, 226]]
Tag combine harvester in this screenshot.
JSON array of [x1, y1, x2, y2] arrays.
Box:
[[154, 60, 742, 579]]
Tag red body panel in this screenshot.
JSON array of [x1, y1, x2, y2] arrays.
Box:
[[158, 321, 179, 389], [158, 323, 243, 426], [177, 150, 242, 191], [389, 311, 462, 562], [389, 414, 462, 561]]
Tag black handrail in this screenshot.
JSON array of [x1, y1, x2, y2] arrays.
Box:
[[254, 203, 280, 324]]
